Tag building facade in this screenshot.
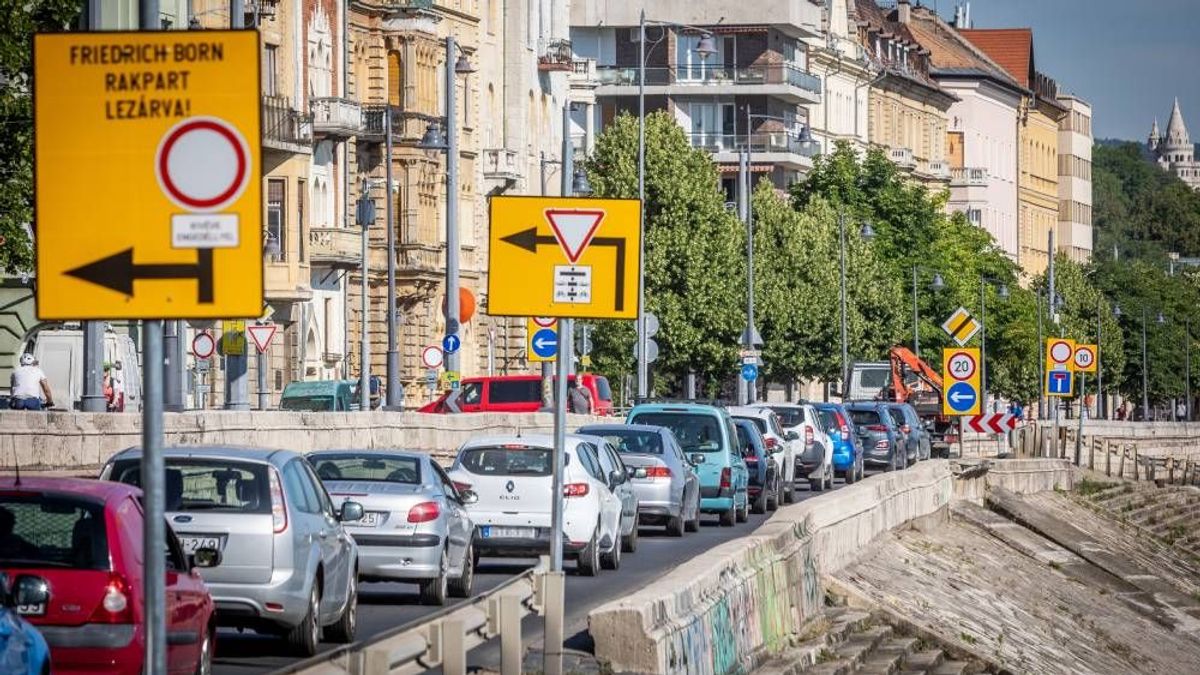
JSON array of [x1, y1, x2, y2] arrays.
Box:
[[1148, 98, 1200, 191], [1057, 95, 1093, 261], [805, 0, 871, 156]]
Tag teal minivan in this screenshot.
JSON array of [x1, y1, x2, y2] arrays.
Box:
[[626, 402, 749, 526], [279, 380, 359, 411]]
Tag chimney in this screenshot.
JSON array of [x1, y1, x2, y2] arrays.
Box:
[[897, 0, 911, 24]]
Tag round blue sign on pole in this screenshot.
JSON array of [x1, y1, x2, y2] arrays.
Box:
[[531, 328, 558, 359], [946, 381, 978, 413], [741, 363, 758, 381], [442, 334, 461, 354]]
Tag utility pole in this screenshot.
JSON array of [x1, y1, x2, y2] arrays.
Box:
[[538, 153, 554, 399], [443, 36, 462, 377], [384, 106, 401, 409], [224, 0, 251, 412]]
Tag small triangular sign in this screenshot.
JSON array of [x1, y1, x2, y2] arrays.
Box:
[[247, 323, 277, 353], [544, 209, 605, 263]]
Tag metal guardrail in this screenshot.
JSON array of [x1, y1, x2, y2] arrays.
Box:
[[278, 560, 551, 675]]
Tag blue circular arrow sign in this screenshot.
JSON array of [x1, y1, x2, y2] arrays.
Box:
[[442, 333, 461, 354], [741, 363, 758, 381], [946, 381, 978, 413], [531, 329, 558, 359]]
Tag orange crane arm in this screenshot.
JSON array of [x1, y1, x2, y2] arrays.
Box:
[[888, 346, 943, 402]]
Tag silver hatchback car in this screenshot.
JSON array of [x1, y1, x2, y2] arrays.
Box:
[[306, 450, 477, 606], [102, 446, 363, 656]]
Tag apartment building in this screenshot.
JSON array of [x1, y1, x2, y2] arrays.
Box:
[[1057, 95, 1093, 262], [805, 0, 871, 156], [570, 0, 825, 195]]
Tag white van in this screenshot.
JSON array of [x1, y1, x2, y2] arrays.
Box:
[[17, 327, 142, 411]]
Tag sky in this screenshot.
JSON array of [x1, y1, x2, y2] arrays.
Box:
[[931, 0, 1200, 141]]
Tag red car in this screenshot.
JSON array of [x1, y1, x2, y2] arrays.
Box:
[[417, 373, 614, 415], [0, 476, 218, 674]]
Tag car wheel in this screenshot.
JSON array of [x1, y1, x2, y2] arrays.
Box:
[[284, 581, 321, 656], [577, 528, 601, 576], [601, 532, 622, 570], [783, 481, 795, 504], [766, 483, 779, 511], [194, 625, 214, 675], [751, 489, 767, 514], [719, 505, 736, 527], [621, 517, 639, 553], [685, 494, 702, 532], [448, 542, 475, 598], [325, 572, 357, 643], [736, 494, 749, 522], [419, 552, 450, 606], [843, 464, 856, 485], [666, 510, 685, 537]]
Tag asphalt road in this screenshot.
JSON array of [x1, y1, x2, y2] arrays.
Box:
[[213, 471, 873, 674]]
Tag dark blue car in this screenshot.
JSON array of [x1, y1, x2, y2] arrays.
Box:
[[0, 574, 50, 675], [815, 402, 864, 483]]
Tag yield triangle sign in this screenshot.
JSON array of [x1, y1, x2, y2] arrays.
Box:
[[247, 323, 277, 353], [544, 209, 605, 263]]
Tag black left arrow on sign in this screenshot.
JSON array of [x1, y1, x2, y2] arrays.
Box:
[[65, 248, 214, 303], [500, 227, 627, 311]]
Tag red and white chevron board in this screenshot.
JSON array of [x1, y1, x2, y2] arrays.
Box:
[[967, 413, 1018, 434]]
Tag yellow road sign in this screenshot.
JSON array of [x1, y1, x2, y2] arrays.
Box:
[[221, 320, 245, 356], [526, 317, 558, 363], [34, 31, 263, 320], [1045, 338, 1076, 371], [942, 347, 981, 416], [1073, 344, 1098, 373], [941, 307, 981, 347], [488, 196, 641, 320]]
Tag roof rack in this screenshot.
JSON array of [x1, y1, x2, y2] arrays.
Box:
[[632, 397, 731, 408]]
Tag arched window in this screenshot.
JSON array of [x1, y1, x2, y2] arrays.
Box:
[[388, 50, 403, 108]]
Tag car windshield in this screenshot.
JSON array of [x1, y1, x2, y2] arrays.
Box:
[[110, 458, 271, 514], [630, 412, 724, 452], [308, 454, 421, 484], [280, 395, 335, 411], [766, 406, 806, 427], [0, 494, 109, 570], [849, 409, 882, 426], [459, 446, 552, 476], [583, 429, 663, 455]]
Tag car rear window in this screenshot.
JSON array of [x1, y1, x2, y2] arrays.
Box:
[[459, 447, 552, 476], [593, 377, 613, 402], [0, 494, 109, 570], [857, 368, 891, 389], [766, 407, 806, 427], [888, 408, 906, 426], [736, 416, 769, 434], [629, 412, 724, 452], [109, 459, 271, 514], [584, 429, 663, 455], [734, 423, 761, 457], [488, 380, 541, 404], [849, 409, 881, 426], [280, 396, 334, 411], [308, 454, 421, 484], [818, 409, 839, 432]]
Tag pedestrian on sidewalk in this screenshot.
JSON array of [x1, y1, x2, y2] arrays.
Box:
[[10, 353, 53, 411], [567, 379, 593, 415]]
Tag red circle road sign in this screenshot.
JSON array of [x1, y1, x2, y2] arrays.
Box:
[[1049, 339, 1074, 364], [421, 345, 444, 369], [947, 352, 977, 381], [532, 316, 557, 328], [1074, 345, 1097, 370], [191, 331, 216, 359], [155, 117, 250, 213]]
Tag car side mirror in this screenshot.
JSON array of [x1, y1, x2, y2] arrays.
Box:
[[689, 453, 706, 466], [192, 547, 223, 569], [339, 500, 364, 522], [12, 575, 49, 609], [459, 489, 479, 505], [0, 573, 10, 609], [608, 470, 624, 487], [785, 430, 800, 442]]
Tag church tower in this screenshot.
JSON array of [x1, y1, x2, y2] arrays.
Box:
[[1149, 117, 1160, 152], [1149, 98, 1200, 191]]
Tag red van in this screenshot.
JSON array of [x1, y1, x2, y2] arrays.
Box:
[[417, 374, 613, 415]]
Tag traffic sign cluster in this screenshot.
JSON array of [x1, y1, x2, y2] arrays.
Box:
[[1044, 339, 1097, 398], [942, 347, 981, 416]]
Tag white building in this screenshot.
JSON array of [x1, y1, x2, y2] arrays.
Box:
[[1148, 98, 1200, 192], [806, 0, 871, 155], [1057, 95, 1093, 261]]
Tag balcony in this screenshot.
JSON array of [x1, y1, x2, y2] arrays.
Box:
[[595, 62, 821, 105], [309, 226, 362, 268], [359, 105, 439, 144], [888, 147, 916, 169], [483, 148, 522, 182], [263, 95, 313, 154], [926, 160, 950, 179], [689, 131, 819, 171], [950, 167, 989, 187], [311, 97, 362, 139], [376, 0, 435, 13], [247, 0, 278, 21], [538, 39, 573, 72]]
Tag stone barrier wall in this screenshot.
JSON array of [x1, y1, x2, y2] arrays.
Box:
[[0, 410, 607, 470], [587, 459, 1072, 674], [1077, 420, 1200, 438]]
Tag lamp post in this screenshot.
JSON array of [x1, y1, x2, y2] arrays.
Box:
[[382, 105, 402, 409], [911, 265, 945, 358], [1186, 317, 1192, 421], [636, 9, 717, 397], [837, 212, 875, 389], [355, 188, 376, 411], [979, 275, 1009, 413], [1114, 304, 1164, 421]]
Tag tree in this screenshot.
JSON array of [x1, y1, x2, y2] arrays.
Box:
[[0, 0, 84, 274]]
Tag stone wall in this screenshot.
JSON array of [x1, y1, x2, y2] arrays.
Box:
[[0, 411, 606, 470]]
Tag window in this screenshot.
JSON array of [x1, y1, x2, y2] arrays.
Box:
[[308, 453, 422, 484], [297, 178, 306, 262], [109, 459, 271, 514], [283, 460, 318, 514], [301, 463, 336, 517], [0, 495, 109, 570], [267, 178, 287, 261], [766, 406, 806, 428], [459, 446, 553, 476], [575, 443, 605, 482], [627, 412, 724, 453], [264, 44, 278, 96], [587, 429, 663, 455], [488, 379, 541, 404]]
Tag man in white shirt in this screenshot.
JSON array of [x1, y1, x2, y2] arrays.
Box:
[[10, 353, 53, 411], [111, 360, 126, 412]]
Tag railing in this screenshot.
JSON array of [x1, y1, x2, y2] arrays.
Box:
[[360, 105, 439, 143], [247, 0, 278, 19], [538, 38, 573, 71], [688, 131, 820, 157], [308, 226, 362, 266], [262, 95, 313, 149], [596, 63, 822, 95], [281, 561, 551, 675], [950, 166, 989, 187], [311, 97, 362, 137], [482, 148, 521, 181], [888, 146, 915, 168], [926, 160, 950, 178], [378, 0, 434, 10]]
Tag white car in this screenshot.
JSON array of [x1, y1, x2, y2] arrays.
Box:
[[447, 434, 629, 575], [754, 403, 836, 492], [729, 406, 799, 503]]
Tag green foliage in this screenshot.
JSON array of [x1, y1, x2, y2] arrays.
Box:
[[0, 0, 83, 274], [1094, 143, 1200, 260]]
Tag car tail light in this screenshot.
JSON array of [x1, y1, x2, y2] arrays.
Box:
[[452, 481, 473, 493], [764, 437, 779, 450], [867, 424, 888, 432], [804, 426, 814, 445], [88, 573, 134, 624], [563, 483, 590, 498], [720, 467, 732, 490], [407, 501, 440, 523], [269, 468, 288, 534], [645, 467, 672, 479], [745, 458, 758, 466], [836, 412, 850, 441]]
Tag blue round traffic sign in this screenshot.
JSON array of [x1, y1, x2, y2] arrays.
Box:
[[442, 334, 461, 354], [531, 328, 558, 359], [741, 363, 758, 381], [946, 381, 978, 413]]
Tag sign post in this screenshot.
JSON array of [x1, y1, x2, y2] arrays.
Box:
[[33, 30, 263, 675], [1073, 344, 1098, 462]]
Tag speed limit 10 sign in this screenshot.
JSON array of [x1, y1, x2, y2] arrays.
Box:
[[1073, 344, 1098, 373]]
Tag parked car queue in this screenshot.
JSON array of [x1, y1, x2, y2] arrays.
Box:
[[0, 398, 932, 672]]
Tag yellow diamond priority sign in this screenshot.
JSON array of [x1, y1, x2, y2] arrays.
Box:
[[34, 31, 263, 320]]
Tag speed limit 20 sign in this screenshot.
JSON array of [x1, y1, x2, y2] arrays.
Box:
[[942, 347, 982, 416]]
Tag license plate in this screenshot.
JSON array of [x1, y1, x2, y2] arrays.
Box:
[[16, 603, 45, 616], [481, 526, 535, 539], [179, 535, 223, 554], [358, 512, 385, 528]]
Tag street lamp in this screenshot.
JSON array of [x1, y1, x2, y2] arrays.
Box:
[[418, 37, 473, 379], [635, 10, 717, 397], [979, 275, 1009, 413], [1114, 303, 1164, 421], [838, 212, 874, 389], [910, 265, 944, 358]]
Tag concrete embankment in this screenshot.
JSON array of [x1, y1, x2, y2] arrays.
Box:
[[0, 410, 605, 470], [586, 459, 1070, 674]]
